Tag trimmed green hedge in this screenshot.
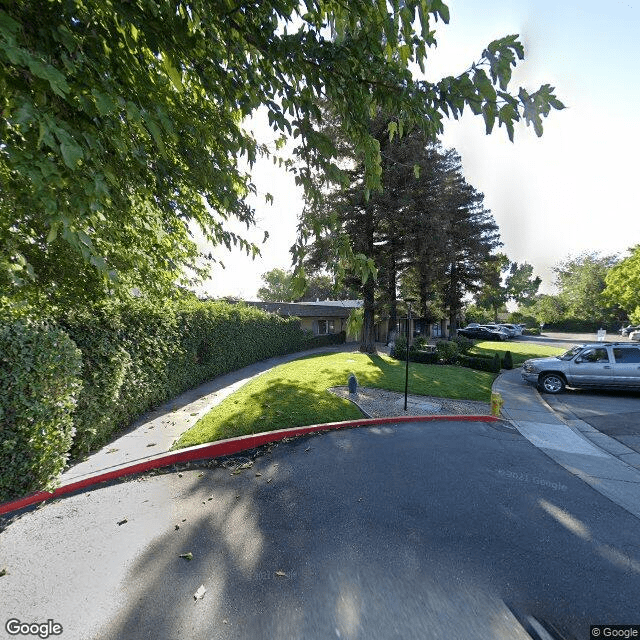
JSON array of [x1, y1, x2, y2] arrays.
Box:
[[1, 298, 348, 497], [305, 330, 346, 349], [458, 354, 502, 373], [0, 319, 82, 502], [58, 299, 325, 456], [543, 318, 618, 332]]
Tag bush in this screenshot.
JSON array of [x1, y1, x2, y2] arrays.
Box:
[[412, 336, 429, 350], [392, 334, 408, 359], [59, 305, 133, 455], [1, 297, 352, 478], [58, 298, 321, 456], [542, 318, 618, 333], [458, 354, 500, 373], [0, 319, 82, 502], [451, 335, 474, 354], [409, 350, 438, 364], [492, 353, 501, 372], [502, 350, 514, 370], [305, 330, 346, 349], [435, 340, 459, 364]]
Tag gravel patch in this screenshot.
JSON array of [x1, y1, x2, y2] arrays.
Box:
[[329, 386, 491, 419]]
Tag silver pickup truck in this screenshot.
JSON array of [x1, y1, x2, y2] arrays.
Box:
[[522, 342, 640, 393]]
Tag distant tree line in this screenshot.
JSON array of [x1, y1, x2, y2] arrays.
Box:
[[477, 248, 640, 331]]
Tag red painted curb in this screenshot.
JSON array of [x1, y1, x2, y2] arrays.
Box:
[[0, 414, 499, 516]]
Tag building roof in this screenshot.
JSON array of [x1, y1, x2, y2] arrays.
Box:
[[294, 299, 362, 308], [244, 301, 353, 318]]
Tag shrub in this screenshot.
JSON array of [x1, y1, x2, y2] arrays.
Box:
[[412, 336, 429, 350], [451, 335, 474, 354], [0, 319, 82, 502], [58, 305, 133, 456], [409, 350, 438, 364], [305, 330, 346, 349], [492, 353, 501, 372], [502, 350, 514, 370], [435, 340, 459, 364], [458, 355, 499, 372], [58, 298, 318, 456], [543, 318, 619, 333], [392, 334, 408, 359]]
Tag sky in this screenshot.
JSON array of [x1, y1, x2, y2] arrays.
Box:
[[194, 0, 640, 301]]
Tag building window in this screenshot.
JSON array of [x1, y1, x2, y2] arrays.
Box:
[[317, 319, 335, 335], [432, 323, 442, 337]]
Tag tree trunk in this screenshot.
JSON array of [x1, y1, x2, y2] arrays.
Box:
[[448, 262, 458, 337], [359, 201, 377, 354], [360, 274, 377, 353], [387, 256, 397, 345]]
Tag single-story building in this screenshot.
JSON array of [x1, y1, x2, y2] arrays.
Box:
[[375, 316, 451, 343], [244, 300, 452, 343], [244, 301, 359, 339]]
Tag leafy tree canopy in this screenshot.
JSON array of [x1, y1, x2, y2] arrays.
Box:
[[1, 0, 563, 309], [257, 267, 354, 301], [554, 252, 619, 322], [603, 245, 640, 323]]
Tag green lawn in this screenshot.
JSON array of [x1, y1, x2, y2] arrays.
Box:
[[173, 351, 496, 448], [470, 340, 565, 366]]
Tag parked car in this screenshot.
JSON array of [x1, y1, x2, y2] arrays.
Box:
[[621, 325, 640, 337], [481, 325, 511, 339], [630, 330, 640, 342], [499, 323, 523, 336], [521, 342, 640, 393], [457, 326, 507, 341], [487, 323, 519, 337]]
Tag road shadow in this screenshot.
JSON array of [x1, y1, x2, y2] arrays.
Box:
[[89, 426, 640, 640]]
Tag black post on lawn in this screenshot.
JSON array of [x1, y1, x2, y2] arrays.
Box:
[[404, 297, 416, 411]]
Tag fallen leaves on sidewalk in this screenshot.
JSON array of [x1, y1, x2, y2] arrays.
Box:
[[179, 552, 193, 561], [117, 518, 128, 526]]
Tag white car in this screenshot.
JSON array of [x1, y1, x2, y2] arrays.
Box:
[[499, 323, 523, 336], [630, 330, 640, 342]]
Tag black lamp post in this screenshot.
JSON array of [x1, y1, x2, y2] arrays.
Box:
[[404, 297, 417, 411]]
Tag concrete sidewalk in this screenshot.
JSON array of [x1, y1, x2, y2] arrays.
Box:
[[60, 342, 360, 485], [494, 368, 640, 520]]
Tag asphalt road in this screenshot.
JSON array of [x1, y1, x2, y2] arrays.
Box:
[[1, 420, 639, 640], [515, 333, 640, 452]]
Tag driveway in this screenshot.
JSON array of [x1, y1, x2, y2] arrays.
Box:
[[514, 333, 640, 455], [2, 420, 639, 640], [544, 389, 640, 453]]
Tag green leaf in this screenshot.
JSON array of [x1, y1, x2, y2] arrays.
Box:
[[142, 112, 167, 157], [413, 164, 421, 179], [26, 58, 70, 97], [46, 224, 58, 244], [548, 96, 566, 110], [473, 69, 496, 101], [92, 90, 116, 116], [60, 141, 83, 168], [163, 56, 183, 92], [482, 102, 496, 134], [0, 9, 21, 35], [387, 121, 398, 142]]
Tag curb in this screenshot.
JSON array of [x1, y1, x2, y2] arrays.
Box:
[[0, 414, 499, 517], [535, 391, 640, 472]]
